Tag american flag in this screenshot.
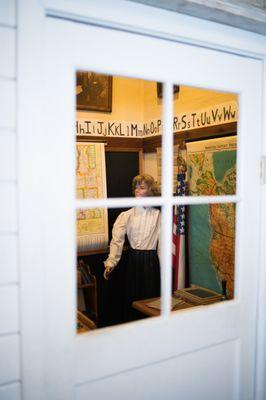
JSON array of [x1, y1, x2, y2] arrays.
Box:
[[172, 146, 187, 291]]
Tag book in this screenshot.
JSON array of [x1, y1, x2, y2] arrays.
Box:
[[147, 297, 188, 311], [77, 260, 93, 284], [175, 286, 224, 305]]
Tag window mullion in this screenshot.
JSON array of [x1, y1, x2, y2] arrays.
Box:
[[160, 82, 174, 317], [75, 196, 165, 210]]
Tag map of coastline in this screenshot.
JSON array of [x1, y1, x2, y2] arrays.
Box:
[[187, 136, 236, 299]]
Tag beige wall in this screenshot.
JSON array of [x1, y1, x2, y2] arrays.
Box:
[[77, 75, 237, 180], [143, 80, 237, 120], [77, 75, 237, 124], [77, 76, 145, 122]]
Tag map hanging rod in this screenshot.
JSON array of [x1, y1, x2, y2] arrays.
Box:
[[76, 137, 107, 145]]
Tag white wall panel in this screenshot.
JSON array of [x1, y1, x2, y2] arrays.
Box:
[[0, 383, 21, 400], [0, 80, 16, 130], [0, 0, 18, 397], [0, 335, 20, 385], [0, 0, 16, 27], [76, 340, 237, 400], [0, 27, 16, 78], [0, 285, 19, 335], [0, 132, 16, 181], [0, 235, 18, 284], [0, 184, 17, 233]]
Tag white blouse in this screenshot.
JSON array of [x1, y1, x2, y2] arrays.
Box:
[[104, 207, 161, 269]]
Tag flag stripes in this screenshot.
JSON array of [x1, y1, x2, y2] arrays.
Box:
[[172, 156, 187, 291]]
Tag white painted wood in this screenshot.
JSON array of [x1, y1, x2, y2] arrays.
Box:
[[75, 302, 240, 383], [160, 82, 173, 316], [41, 15, 262, 400], [0, 0, 16, 27], [243, 0, 265, 7], [44, 0, 266, 58], [0, 235, 18, 284], [0, 79, 16, 130], [14, 0, 265, 398], [0, 184, 17, 233], [0, 335, 20, 385], [76, 194, 240, 209], [0, 132, 16, 181], [129, 0, 266, 35], [0, 383, 21, 400], [17, 1, 56, 399], [0, 285, 19, 335], [75, 339, 238, 400], [81, 194, 240, 210], [0, 27, 16, 78], [254, 60, 266, 400]]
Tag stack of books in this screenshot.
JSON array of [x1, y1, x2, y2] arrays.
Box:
[[175, 286, 224, 305], [77, 260, 93, 285]]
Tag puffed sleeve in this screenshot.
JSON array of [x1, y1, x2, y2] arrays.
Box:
[[104, 212, 127, 269]]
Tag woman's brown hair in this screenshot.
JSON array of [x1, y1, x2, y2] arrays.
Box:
[[132, 174, 160, 196]]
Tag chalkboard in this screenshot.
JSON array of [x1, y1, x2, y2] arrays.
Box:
[[105, 151, 140, 239]]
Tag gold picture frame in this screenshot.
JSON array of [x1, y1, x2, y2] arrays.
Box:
[[76, 71, 113, 112], [157, 82, 180, 98]]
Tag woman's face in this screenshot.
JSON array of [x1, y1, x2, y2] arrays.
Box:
[[135, 181, 150, 197]]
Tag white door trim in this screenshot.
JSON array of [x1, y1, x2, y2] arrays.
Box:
[[17, 1, 266, 400], [43, 0, 266, 58]]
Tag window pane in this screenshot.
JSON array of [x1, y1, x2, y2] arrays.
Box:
[[76, 72, 163, 199], [170, 86, 237, 310], [171, 201, 235, 314], [171, 85, 238, 196], [188, 202, 235, 300], [76, 72, 165, 332], [76, 206, 162, 333]]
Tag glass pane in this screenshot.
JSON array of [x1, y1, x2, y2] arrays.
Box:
[[75, 72, 238, 332], [76, 72, 164, 331], [169, 86, 237, 312], [76, 72, 163, 200], [76, 206, 162, 333], [188, 202, 235, 300], [170, 85, 238, 196], [171, 201, 235, 316]]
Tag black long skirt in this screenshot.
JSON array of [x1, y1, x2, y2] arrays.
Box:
[[123, 248, 160, 322]]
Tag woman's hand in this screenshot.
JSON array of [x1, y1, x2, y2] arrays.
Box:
[[103, 265, 114, 280]]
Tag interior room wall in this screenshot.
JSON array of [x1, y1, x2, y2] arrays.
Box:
[[143, 80, 238, 120], [76, 75, 145, 122], [76, 75, 238, 181], [142, 152, 158, 179], [142, 81, 238, 178]]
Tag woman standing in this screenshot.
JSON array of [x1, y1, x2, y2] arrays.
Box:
[[104, 174, 161, 322]]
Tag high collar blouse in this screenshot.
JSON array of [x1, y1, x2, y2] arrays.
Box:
[[104, 207, 161, 269]]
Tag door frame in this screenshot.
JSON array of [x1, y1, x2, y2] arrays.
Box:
[[18, 1, 266, 400]]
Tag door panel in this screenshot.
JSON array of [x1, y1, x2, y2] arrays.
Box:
[[76, 339, 238, 400], [44, 16, 262, 400]]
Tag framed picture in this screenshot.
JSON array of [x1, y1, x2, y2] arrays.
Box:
[[157, 82, 180, 98], [76, 71, 113, 112]]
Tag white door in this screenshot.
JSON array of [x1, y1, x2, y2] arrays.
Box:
[[24, 7, 263, 400]]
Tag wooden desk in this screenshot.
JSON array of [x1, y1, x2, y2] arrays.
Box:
[[132, 297, 196, 317]]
